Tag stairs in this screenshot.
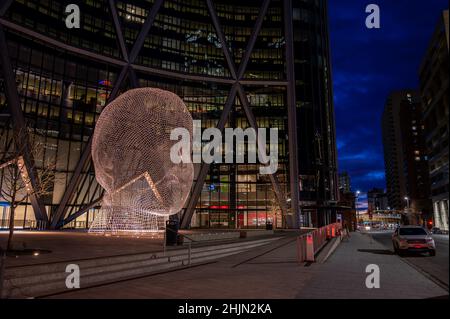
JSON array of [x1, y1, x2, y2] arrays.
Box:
[[2, 237, 280, 298]]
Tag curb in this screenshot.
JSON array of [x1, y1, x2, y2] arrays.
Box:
[[316, 236, 342, 263]]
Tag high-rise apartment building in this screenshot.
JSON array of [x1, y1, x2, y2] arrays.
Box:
[[381, 91, 432, 221], [419, 10, 449, 231], [338, 172, 351, 193], [367, 188, 389, 212]]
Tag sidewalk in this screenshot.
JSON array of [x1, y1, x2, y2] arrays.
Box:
[[43, 232, 448, 299]]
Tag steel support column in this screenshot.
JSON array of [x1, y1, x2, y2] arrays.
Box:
[[236, 0, 271, 80], [235, 84, 289, 222], [205, 0, 237, 80], [180, 84, 239, 228], [0, 25, 48, 223], [283, 0, 301, 228], [108, 0, 129, 63]]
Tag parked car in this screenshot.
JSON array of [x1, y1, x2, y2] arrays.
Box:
[[392, 226, 436, 256], [431, 227, 443, 234]]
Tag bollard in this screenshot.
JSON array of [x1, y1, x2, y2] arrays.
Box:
[[306, 233, 315, 262]]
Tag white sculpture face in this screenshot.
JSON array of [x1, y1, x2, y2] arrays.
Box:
[[92, 88, 194, 217]]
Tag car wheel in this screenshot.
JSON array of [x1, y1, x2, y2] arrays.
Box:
[[429, 250, 436, 257]]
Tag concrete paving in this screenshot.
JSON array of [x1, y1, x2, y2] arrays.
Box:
[[371, 230, 449, 289], [43, 232, 448, 299], [0, 230, 164, 267], [0, 229, 287, 268]]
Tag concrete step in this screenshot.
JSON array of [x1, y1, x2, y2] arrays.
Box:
[[5, 237, 277, 278], [3, 237, 280, 298], [6, 238, 276, 285]]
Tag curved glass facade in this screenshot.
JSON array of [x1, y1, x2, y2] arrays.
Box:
[[0, 0, 337, 230]]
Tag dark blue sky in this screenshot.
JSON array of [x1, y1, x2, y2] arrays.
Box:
[[328, 0, 448, 193]]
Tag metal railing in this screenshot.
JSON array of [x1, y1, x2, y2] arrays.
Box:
[[296, 222, 342, 263], [163, 227, 196, 266]]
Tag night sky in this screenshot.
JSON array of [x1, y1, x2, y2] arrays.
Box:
[[328, 0, 448, 195]]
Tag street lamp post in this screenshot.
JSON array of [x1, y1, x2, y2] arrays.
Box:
[[404, 196, 410, 210], [355, 190, 361, 226], [404, 196, 413, 225]]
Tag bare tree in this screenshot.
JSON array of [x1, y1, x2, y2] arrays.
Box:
[[0, 129, 55, 250], [269, 196, 282, 229], [0, 128, 56, 297]]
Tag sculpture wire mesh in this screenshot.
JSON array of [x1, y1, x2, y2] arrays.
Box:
[[89, 88, 194, 235]]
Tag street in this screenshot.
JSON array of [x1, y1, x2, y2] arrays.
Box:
[[370, 230, 449, 290]]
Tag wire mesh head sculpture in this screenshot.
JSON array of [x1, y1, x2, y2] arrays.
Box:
[[89, 88, 194, 235]]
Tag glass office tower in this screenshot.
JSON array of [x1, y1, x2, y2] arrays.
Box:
[[0, 0, 338, 230]]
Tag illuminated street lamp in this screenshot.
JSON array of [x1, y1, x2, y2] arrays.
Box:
[[355, 190, 361, 222], [404, 196, 410, 210]]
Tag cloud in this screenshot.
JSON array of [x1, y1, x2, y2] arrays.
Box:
[[329, 0, 447, 192]]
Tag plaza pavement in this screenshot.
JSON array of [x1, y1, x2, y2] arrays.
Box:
[[0, 230, 164, 267], [0, 229, 280, 267], [44, 231, 448, 299]]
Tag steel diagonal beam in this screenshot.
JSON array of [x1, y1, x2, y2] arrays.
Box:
[[205, 0, 237, 80], [129, 0, 164, 63], [108, 0, 129, 62], [61, 182, 103, 228], [65, 162, 93, 215], [181, 82, 290, 228], [50, 66, 127, 229], [283, 0, 300, 228], [180, 84, 238, 228], [2, 18, 289, 86], [0, 25, 48, 223], [50, 136, 93, 228], [128, 67, 139, 88], [107, 65, 129, 103], [236, 0, 271, 80], [0, 0, 13, 17], [60, 194, 104, 228], [180, 0, 290, 228], [235, 84, 289, 221], [51, 0, 164, 228]]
